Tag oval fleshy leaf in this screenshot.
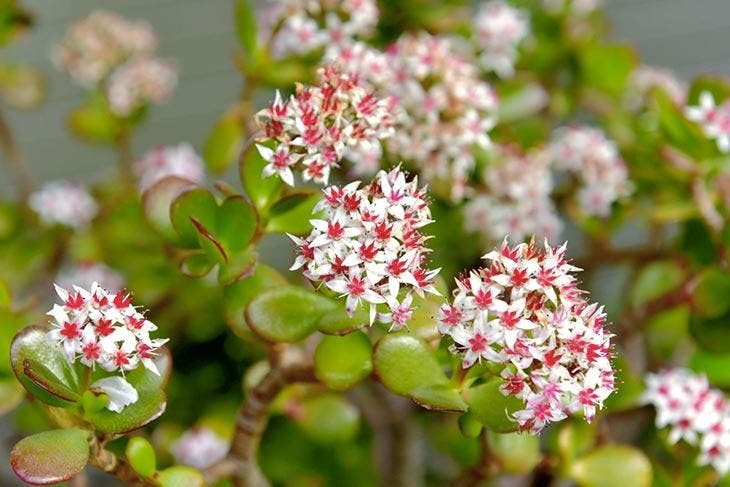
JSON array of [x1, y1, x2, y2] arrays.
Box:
[[316, 307, 369, 336], [240, 139, 282, 212], [204, 110, 244, 174], [10, 326, 80, 407], [84, 350, 170, 434], [373, 333, 449, 396], [223, 264, 288, 339], [10, 428, 89, 485], [170, 187, 218, 249], [410, 384, 467, 412], [265, 192, 321, 235], [158, 466, 206, 487], [314, 332, 373, 391], [246, 286, 337, 342], [297, 394, 360, 444], [463, 378, 522, 433], [126, 437, 157, 478], [570, 445, 652, 487], [142, 176, 197, 242]]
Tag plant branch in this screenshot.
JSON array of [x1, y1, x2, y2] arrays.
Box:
[[115, 132, 134, 181], [88, 436, 156, 487], [0, 107, 34, 199], [454, 430, 499, 487], [616, 276, 695, 340], [222, 345, 315, 487]]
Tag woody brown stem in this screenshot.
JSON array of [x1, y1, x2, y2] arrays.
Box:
[[0, 107, 34, 199], [222, 345, 315, 487], [88, 436, 156, 487]]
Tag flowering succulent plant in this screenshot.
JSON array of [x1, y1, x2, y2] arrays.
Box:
[[4, 1, 730, 487]]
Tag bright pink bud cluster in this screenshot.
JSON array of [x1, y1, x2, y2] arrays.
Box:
[[328, 33, 499, 201], [134, 143, 205, 193], [290, 166, 440, 329], [644, 369, 730, 474], [472, 1, 529, 78], [549, 126, 630, 217], [255, 65, 394, 186], [686, 91, 730, 154], [464, 145, 560, 244], [439, 240, 615, 433], [259, 0, 378, 59], [47, 282, 168, 376]]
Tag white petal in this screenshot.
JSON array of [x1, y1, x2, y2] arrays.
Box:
[[91, 376, 139, 413]]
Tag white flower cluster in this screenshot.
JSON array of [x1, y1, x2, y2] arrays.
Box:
[[439, 240, 615, 433], [46, 282, 168, 412], [106, 56, 177, 116], [54, 10, 176, 116], [134, 143, 205, 193], [255, 65, 394, 186], [291, 166, 440, 329], [472, 1, 530, 78], [628, 65, 687, 109], [29, 180, 98, 229], [644, 369, 730, 475], [464, 145, 561, 244], [171, 427, 229, 470], [52, 10, 157, 87], [549, 126, 631, 217], [686, 91, 730, 154], [259, 0, 379, 59], [329, 33, 499, 201], [56, 262, 124, 293]]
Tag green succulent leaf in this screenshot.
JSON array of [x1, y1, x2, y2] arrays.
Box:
[[158, 465, 206, 487], [10, 428, 90, 485], [570, 445, 652, 487], [10, 326, 80, 407], [463, 379, 522, 433], [170, 187, 218, 249], [488, 431, 540, 474], [204, 111, 244, 174], [314, 332, 373, 391], [373, 333, 448, 394], [234, 0, 257, 59], [246, 286, 337, 342], [410, 384, 467, 412], [142, 177, 198, 242], [224, 264, 288, 338], [240, 140, 282, 212], [297, 394, 360, 444], [316, 307, 369, 335], [126, 437, 157, 478], [265, 192, 321, 235]]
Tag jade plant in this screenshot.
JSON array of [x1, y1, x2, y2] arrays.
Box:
[[3, 0, 730, 486]]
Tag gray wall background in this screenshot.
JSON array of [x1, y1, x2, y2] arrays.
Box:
[[1, 0, 730, 195]]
